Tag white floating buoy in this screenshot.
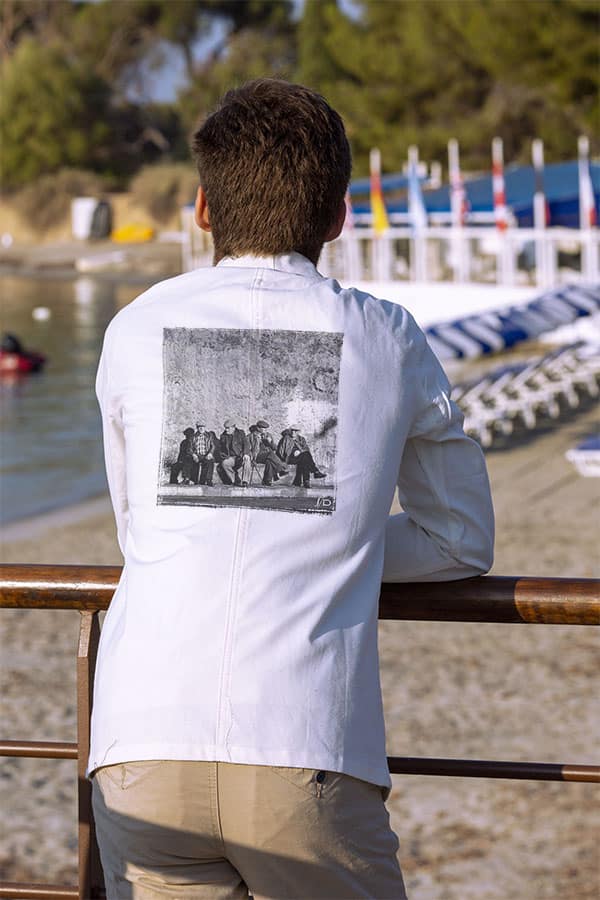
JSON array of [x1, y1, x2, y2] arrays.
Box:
[[75, 277, 96, 304], [32, 306, 51, 321]]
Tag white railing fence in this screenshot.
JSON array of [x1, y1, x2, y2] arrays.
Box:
[[181, 207, 599, 287], [319, 226, 600, 287], [181, 207, 213, 272]]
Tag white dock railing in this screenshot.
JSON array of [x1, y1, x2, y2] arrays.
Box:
[[181, 207, 599, 287], [180, 207, 213, 272], [319, 226, 600, 287]]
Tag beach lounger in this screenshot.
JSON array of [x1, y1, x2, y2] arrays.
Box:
[[454, 340, 600, 447], [565, 436, 600, 477]]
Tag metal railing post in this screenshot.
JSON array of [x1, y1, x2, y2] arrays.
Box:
[[77, 611, 103, 900]]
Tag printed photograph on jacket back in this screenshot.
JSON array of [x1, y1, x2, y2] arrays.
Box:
[[157, 327, 343, 514]]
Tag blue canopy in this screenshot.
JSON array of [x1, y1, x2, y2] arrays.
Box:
[[352, 160, 600, 228], [349, 172, 415, 194]]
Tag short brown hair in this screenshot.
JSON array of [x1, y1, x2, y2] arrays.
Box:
[[191, 79, 351, 263]]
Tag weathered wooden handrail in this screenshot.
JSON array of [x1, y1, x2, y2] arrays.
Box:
[[380, 576, 600, 625], [1, 565, 598, 900], [1, 565, 599, 624], [0, 885, 77, 899], [0, 740, 77, 759], [2, 739, 596, 783]]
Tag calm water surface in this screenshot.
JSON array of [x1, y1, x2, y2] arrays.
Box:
[[0, 275, 143, 525]]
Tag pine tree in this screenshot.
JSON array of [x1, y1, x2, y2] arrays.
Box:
[[298, 0, 341, 90]]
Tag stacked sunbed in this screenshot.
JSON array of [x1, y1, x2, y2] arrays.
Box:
[[452, 342, 600, 447], [426, 283, 600, 361]]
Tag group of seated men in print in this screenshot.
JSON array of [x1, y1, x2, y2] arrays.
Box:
[[170, 418, 327, 489]]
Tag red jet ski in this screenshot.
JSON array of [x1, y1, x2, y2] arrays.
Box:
[[0, 333, 46, 375]]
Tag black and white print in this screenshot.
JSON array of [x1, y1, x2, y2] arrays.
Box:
[[157, 328, 343, 514]]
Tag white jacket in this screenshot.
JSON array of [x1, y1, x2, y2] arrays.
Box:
[[88, 252, 494, 788]]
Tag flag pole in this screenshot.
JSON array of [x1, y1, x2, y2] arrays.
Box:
[[532, 138, 551, 286], [448, 138, 469, 282], [492, 137, 513, 284], [492, 137, 508, 232], [407, 145, 427, 281], [578, 135, 598, 281], [342, 190, 361, 282], [578, 135, 596, 230]]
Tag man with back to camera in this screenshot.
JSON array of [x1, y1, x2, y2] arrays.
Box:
[[90, 79, 494, 899]]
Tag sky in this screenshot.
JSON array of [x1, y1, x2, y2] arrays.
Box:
[[127, 26, 227, 103]]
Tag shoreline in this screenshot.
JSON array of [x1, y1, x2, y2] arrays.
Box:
[[0, 238, 183, 289], [1, 494, 113, 545], [0, 263, 168, 286]]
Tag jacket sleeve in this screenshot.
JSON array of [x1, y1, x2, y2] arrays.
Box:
[[382, 324, 494, 582], [96, 328, 128, 557]]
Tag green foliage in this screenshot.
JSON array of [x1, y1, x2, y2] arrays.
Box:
[[9, 168, 111, 233], [66, 0, 163, 86], [0, 38, 113, 189], [1, 0, 297, 188], [130, 163, 199, 223], [203, 0, 294, 33], [308, 0, 599, 174], [1, 0, 596, 191], [298, 0, 344, 91], [0, 1, 75, 57], [1, 1, 164, 90]]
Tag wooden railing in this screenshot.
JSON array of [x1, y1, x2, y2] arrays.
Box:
[[1, 565, 599, 900]]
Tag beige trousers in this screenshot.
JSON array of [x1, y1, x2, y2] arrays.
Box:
[[92, 760, 407, 900]]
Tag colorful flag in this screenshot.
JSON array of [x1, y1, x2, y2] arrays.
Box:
[[448, 139, 468, 227], [407, 153, 427, 232], [369, 148, 389, 235], [492, 137, 508, 232], [532, 139, 550, 227], [578, 135, 597, 229]]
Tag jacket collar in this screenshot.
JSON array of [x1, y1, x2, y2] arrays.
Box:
[[216, 252, 323, 279]]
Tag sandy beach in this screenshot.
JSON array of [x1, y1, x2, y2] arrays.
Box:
[[1, 404, 598, 898]]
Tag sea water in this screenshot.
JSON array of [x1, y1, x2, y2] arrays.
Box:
[[0, 275, 141, 525]]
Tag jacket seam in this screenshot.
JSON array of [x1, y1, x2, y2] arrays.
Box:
[[215, 270, 261, 752]]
